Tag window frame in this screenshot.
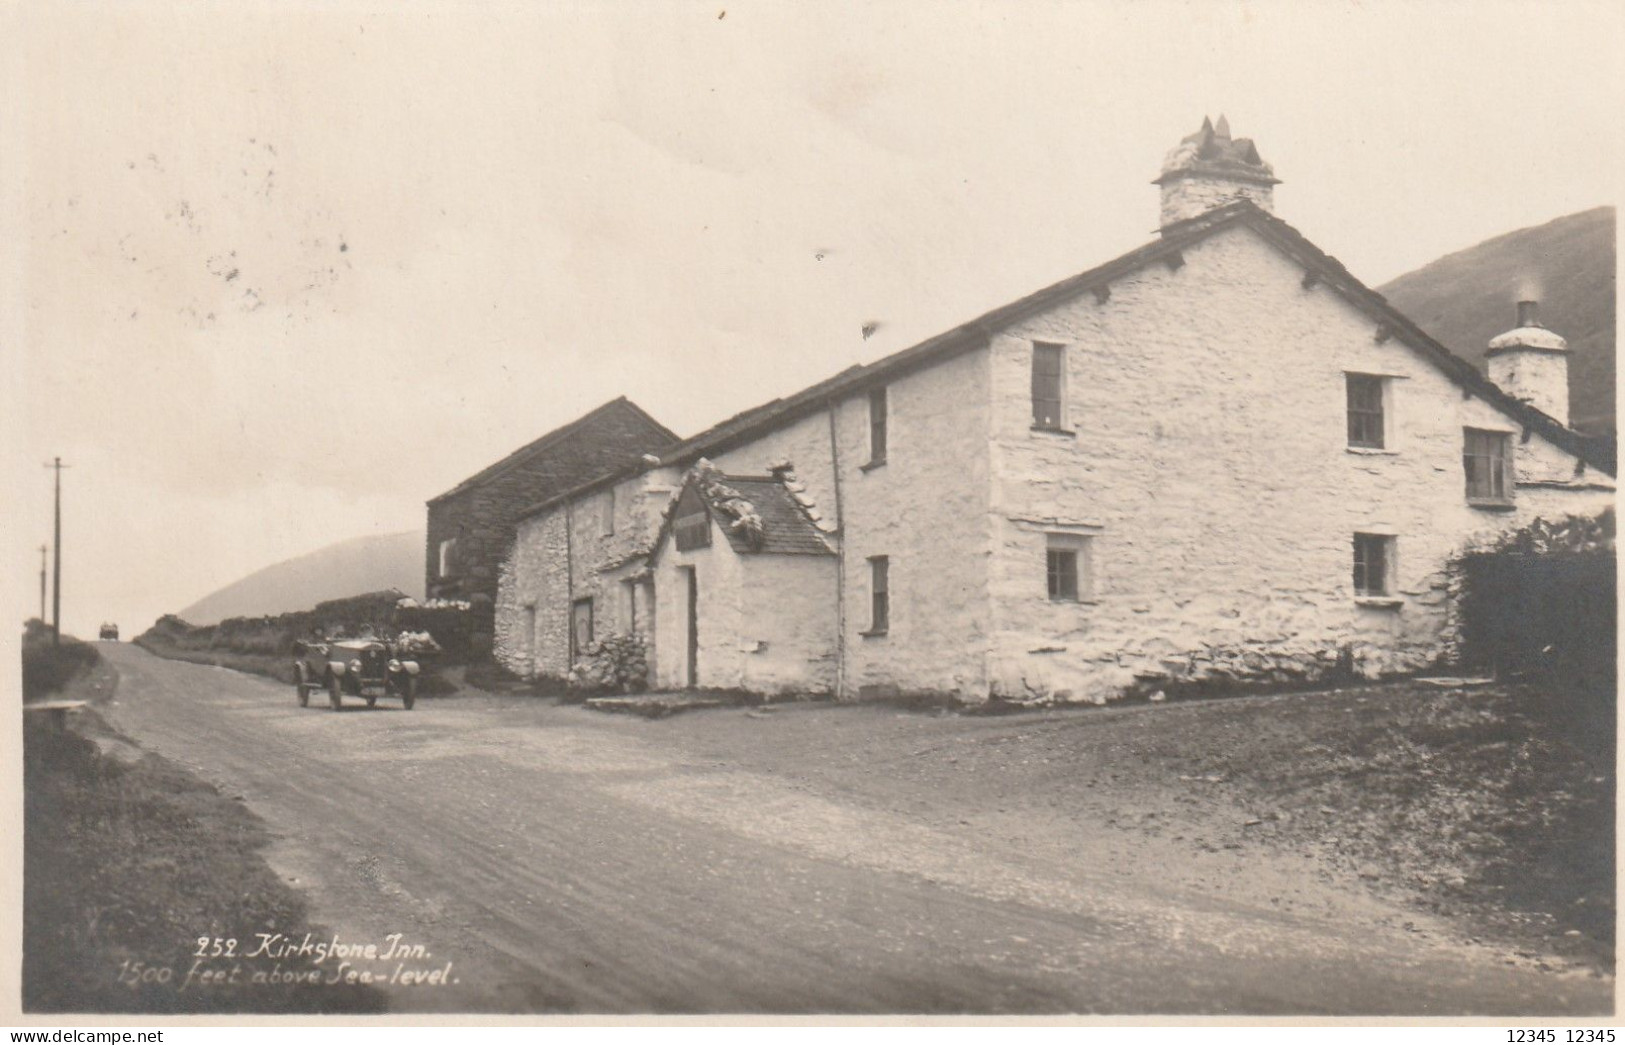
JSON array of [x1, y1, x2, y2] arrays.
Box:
[[1045, 532, 1094, 602], [866, 386, 888, 468], [863, 555, 890, 636], [1352, 533, 1396, 599], [601, 486, 616, 536], [1345, 373, 1389, 450], [570, 596, 595, 661], [437, 537, 459, 579], [623, 577, 639, 634], [1031, 341, 1068, 432], [672, 485, 712, 552], [1463, 427, 1515, 506]]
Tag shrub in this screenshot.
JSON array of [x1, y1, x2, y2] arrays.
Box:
[[1454, 510, 1615, 748], [21, 620, 102, 701], [568, 632, 649, 694]]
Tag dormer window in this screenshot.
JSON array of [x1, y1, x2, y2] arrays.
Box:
[[673, 485, 711, 552]]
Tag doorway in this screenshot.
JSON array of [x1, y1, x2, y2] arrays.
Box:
[[681, 566, 698, 688]]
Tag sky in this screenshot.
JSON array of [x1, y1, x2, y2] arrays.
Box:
[[6, 0, 1623, 640]]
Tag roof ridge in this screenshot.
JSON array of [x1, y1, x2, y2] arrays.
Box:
[[519, 197, 1610, 513], [428, 396, 677, 503]]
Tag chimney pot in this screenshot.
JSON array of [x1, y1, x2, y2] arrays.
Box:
[[1517, 299, 1540, 328]]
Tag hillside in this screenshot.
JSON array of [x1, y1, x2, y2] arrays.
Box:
[[177, 530, 425, 625], [1378, 206, 1615, 436]]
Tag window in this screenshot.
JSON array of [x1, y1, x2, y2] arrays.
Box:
[[437, 537, 459, 579], [570, 597, 594, 660], [1352, 533, 1395, 597], [1032, 342, 1066, 429], [867, 386, 888, 465], [1463, 428, 1513, 503], [673, 485, 711, 551], [1046, 534, 1092, 601], [1346, 374, 1386, 449], [601, 487, 616, 536], [865, 556, 889, 635]]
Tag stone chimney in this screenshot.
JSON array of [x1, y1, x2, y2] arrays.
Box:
[[1154, 115, 1279, 228], [1486, 299, 1570, 426]]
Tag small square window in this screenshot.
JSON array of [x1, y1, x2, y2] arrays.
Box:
[[1046, 534, 1093, 601], [1463, 428, 1514, 503], [1347, 374, 1387, 449], [1352, 533, 1395, 597]]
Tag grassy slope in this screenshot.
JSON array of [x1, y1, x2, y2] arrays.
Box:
[[22, 650, 386, 1014], [1378, 206, 1616, 435]]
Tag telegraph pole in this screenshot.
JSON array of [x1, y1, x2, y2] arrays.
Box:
[[45, 457, 68, 646], [39, 544, 47, 622]]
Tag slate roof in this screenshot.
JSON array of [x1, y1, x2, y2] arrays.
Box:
[[712, 477, 835, 556], [428, 397, 678, 505], [653, 200, 1614, 476], [518, 198, 1614, 521], [644, 471, 835, 561]]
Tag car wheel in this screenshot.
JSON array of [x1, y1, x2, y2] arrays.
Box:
[[403, 676, 417, 711], [328, 673, 343, 711], [295, 663, 310, 707]]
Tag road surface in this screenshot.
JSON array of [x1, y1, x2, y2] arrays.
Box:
[[95, 644, 1610, 1015]]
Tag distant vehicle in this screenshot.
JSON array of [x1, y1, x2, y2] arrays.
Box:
[[98, 623, 119, 641], [292, 638, 419, 711]]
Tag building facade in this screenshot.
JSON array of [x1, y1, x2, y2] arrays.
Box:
[[425, 397, 677, 608], [492, 119, 1614, 702]]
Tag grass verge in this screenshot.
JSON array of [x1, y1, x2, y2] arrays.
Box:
[[23, 619, 102, 701], [23, 667, 387, 1013]]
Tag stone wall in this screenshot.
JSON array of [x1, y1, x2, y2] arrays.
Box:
[[495, 466, 679, 679], [702, 351, 994, 701], [651, 520, 747, 690], [983, 222, 1613, 703], [1160, 175, 1274, 227], [494, 220, 1610, 703], [738, 556, 839, 694], [826, 351, 994, 700]]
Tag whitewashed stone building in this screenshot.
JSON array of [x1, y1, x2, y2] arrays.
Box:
[[494, 118, 1614, 703]]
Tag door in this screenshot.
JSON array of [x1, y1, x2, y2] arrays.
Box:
[[522, 606, 537, 677], [571, 597, 594, 662], [682, 566, 698, 689]]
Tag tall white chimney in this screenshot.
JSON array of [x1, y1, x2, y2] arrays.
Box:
[[1486, 299, 1570, 427]]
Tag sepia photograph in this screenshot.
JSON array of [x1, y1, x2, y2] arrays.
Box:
[[6, 0, 1620, 1024]]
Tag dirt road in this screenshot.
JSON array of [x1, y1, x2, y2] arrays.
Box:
[[97, 644, 1609, 1015]]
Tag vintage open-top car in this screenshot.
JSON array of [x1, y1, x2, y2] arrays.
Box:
[[98, 622, 119, 641], [292, 637, 420, 710]]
